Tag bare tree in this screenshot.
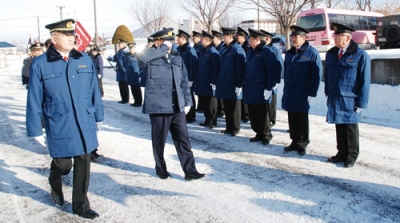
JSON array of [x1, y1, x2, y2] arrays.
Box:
[[324, 0, 345, 8], [355, 0, 372, 11], [373, 0, 400, 15], [178, 0, 238, 31], [309, 0, 324, 8], [245, 0, 311, 50], [219, 8, 244, 28], [128, 0, 172, 34]]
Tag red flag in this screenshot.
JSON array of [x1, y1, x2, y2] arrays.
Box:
[[75, 21, 92, 52]]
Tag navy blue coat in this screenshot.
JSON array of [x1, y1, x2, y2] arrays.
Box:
[[195, 44, 221, 96], [138, 44, 192, 114], [215, 40, 246, 100], [111, 47, 127, 82], [324, 40, 371, 124], [125, 53, 141, 86], [216, 42, 227, 55], [193, 42, 203, 56], [26, 45, 104, 158], [243, 41, 278, 104], [177, 42, 198, 82], [282, 41, 322, 113], [91, 53, 103, 78], [267, 42, 284, 95]]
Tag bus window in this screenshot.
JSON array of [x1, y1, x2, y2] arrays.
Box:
[[344, 15, 359, 30], [359, 16, 368, 30], [367, 17, 377, 30], [328, 13, 346, 26], [297, 14, 326, 32]]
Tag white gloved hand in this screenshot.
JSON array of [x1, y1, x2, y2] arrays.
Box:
[[188, 81, 193, 87], [264, 90, 272, 100], [98, 74, 101, 78], [235, 87, 242, 96], [356, 107, 362, 113], [34, 135, 46, 147], [184, 106, 191, 114], [210, 84, 216, 91], [308, 96, 315, 104], [273, 84, 279, 91], [96, 122, 102, 132]]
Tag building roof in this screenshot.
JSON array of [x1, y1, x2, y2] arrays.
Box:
[[0, 42, 17, 48]]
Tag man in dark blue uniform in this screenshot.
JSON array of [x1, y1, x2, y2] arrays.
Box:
[[325, 23, 371, 168], [282, 26, 322, 155], [244, 28, 279, 145], [215, 27, 246, 136], [176, 29, 198, 123], [192, 30, 203, 55], [236, 27, 250, 123], [195, 30, 221, 128], [26, 19, 103, 219], [211, 30, 226, 118], [138, 28, 205, 180], [260, 29, 284, 127]]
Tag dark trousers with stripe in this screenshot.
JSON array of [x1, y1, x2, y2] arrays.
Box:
[[118, 81, 129, 102], [335, 124, 359, 162], [223, 99, 241, 133], [49, 154, 91, 214], [248, 103, 273, 141], [287, 112, 310, 150], [150, 112, 198, 174]]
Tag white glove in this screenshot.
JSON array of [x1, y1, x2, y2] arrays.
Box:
[[356, 107, 362, 113], [34, 135, 46, 147], [264, 90, 272, 100], [188, 81, 193, 87], [98, 74, 101, 78], [96, 122, 102, 132], [273, 84, 279, 90], [308, 96, 315, 104], [184, 106, 191, 114], [235, 87, 242, 96], [210, 84, 216, 91]]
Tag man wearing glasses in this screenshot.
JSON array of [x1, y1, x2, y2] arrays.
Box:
[[325, 23, 371, 168], [26, 19, 103, 219]]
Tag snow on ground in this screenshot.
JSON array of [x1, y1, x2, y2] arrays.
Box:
[[0, 55, 400, 223]]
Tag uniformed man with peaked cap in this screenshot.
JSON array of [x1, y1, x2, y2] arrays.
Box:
[[26, 18, 103, 219], [21, 43, 45, 88]]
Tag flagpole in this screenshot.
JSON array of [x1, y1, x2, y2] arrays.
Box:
[[93, 0, 98, 46]]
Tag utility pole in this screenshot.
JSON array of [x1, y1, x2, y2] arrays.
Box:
[[257, 0, 260, 30], [93, 0, 98, 46], [37, 16, 40, 42], [56, 6, 65, 20]]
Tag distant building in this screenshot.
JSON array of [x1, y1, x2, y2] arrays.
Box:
[[0, 42, 18, 55], [238, 19, 280, 34]]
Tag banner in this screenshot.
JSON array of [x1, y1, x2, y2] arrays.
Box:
[[75, 21, 92, 52]]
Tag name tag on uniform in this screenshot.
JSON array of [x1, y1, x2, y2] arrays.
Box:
[[78, 65, 87, 68]]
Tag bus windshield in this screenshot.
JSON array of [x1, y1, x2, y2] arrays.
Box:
[[297, 14, 326, 32]]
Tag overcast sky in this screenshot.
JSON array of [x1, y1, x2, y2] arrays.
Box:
[[0, 0, 259, 45]]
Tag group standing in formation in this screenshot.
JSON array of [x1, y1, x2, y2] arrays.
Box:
[[23, 17, 370, 219]]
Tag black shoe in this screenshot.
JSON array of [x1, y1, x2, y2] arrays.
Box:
[[90, 151, 103, 161], [327, 155, 346, 163], [156, 170, 171, 179], [344, 160, 356, 168], [284, 145, 297, 152], [131, 103, 142, 107], [73, 209, 99, 220], [262, 139, 270, 145], [118, 101, 129, 104], [297, 148, 306, 156], [199, 122, 209, 126], [242, 118, 250, 123], [230, 130, 239, 136], [51, 189, 64, 206], [220, 129, 228, 134], [186, 118, 196, 123], [184, 172, 205, 180], [249, 136, 262, 142]]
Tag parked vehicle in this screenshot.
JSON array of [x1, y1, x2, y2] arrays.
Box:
[[375, 14, 400, 49], [297, 8, 383, 51]]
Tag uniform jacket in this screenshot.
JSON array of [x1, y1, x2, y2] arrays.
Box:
[[177, 42, 198, 82], [193, 42, 203, 56], [91, 53, 103, 78], [125, 53, 141, 86], [138, 44, 192, 114], [324, 40, 371, 124], [26, 45, 104, 158], [215, 40, 246, 100], [268, 42, 284, 95], [216, 42, 226, 55], [282, 41, 322, 113], [22, 56, 34, 85], [112, 47, 127, 82], [243, 41, 278, 104], [195, 44, 221, 96]]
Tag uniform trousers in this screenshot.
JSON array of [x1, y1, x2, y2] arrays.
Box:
[[150, 112, 197, 174], [287, 112, 310, 150], [241, 102, 249, 121], [335, 124, 359, 162], [248, 104, 273, 141], [97, 77, 104, 97], [223, 99, 241, 133], [269, 93, 277, 125], [129, 85, 143, 105], [217, 99, 225, 116], [198, 95, 218, 126], [49, 154, 91, 214], [185, 88, 196, 121], [118, 81, 129, 102]]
